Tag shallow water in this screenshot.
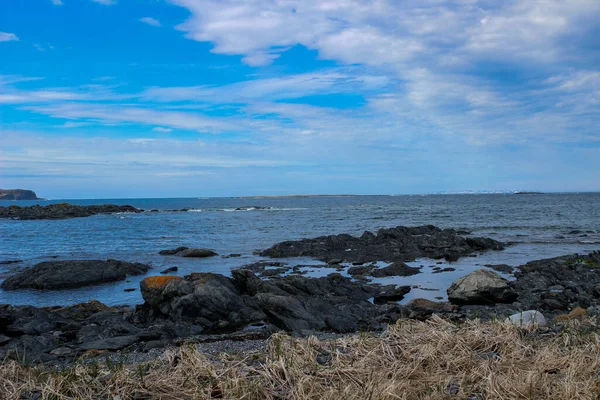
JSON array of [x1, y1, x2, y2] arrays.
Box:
[[1, 193, 599, 306]]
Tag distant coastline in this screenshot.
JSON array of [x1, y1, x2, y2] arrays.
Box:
[[0, 189, 40, 201]]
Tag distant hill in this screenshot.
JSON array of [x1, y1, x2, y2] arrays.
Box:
[[0, 189, 40, 200]]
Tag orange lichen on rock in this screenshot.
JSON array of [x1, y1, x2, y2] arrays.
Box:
[[141, 275, 182, 289], [555, 307, 587, 321]]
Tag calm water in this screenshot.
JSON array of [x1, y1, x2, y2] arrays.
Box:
[[1, 194, 599, 306]]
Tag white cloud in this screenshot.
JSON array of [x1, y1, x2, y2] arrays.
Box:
[[51, 0, 63, 5], [0, 32, 19, 42], [139, 17, 161, 27], [152, 127, 173, 132], [91, 0, 116, 5]]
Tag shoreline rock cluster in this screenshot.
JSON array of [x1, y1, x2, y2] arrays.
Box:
[[0, 222, 598, 364], [259, 224, 504, 263], [0, 203, 141, 220], [2, 251, 599, 364]]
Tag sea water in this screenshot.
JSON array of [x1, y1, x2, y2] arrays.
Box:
[[1, 193, 599, 306]]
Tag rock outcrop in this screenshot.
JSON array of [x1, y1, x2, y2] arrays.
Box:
[[158, 247, 218, 258], [1, 260, 150, 290], [0, 203, 141, 220], [447, 269, 517, 305], [259, 225, 505, 263], [136, 270, 413, 334], [0, 189, 39, 200]]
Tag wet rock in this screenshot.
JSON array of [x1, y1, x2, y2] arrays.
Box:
[[180, 248, 218, 258], [0, 203, 141, 220], [506, 310, 547, 329], [159, 247, 218, 258], [508, 252, 600, 314], [486, 264, 514, 274], [0, 259, 22, 265], [124, 288, 136, 292], [373, 286, 411, 304], [160, 266, 178, 274], [259, 225, 505, 263], [1, 260, 150, 290], [159, 247, 189, 256], [432, 267, 456, 274], [370, 262, 421, 277], [447, 269, 517, 305], [347, 265, 374, 276]]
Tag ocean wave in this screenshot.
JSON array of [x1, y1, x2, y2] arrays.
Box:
[[187, 209, 202, 212]]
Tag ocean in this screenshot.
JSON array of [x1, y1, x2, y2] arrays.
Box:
[[1, 193, 599, 307]]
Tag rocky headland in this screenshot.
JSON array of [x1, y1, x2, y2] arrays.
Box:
[[0, 203, 141, 220], [0, 189, 40, 201]]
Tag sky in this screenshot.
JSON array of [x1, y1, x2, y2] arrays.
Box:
[[0, 0, 599, 199]]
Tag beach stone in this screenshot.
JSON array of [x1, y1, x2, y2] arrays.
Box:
[[1, 260, 150, 290], [447, 269, 517, 305], [160, 266, 178, 274], [505, 311, 547, 328]]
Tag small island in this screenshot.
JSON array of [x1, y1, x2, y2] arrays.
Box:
[[0, 189, 40, 200]]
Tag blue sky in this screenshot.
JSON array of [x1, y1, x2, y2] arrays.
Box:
[[0, 0, 599, 198]]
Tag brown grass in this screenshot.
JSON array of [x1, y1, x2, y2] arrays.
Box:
[[2, 316, 600, 399]]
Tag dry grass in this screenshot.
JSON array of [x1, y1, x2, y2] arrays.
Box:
[[2, 316, 600, 399]]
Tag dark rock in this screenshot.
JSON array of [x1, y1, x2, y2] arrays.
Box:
[[486, 264, 514, 274], [347, 265, 374, 276], [79, 335, 140, 351], [159, 247, 189, 256], [158, 247, 217, 258], [432, 267, 456, 274], [160, 266, 178, 274], [0, 203, 141, 220], [124, 288, 136, 292], [1, 334, 58, 362], [0, 189, 39, 200], [370, 262, 421, 277], [260, 225, 505, 263], [373, 286, 411, 304], [180, 248, 218, 258], [0, 259, 22, 265], [407, 298, 458, 320], [1, 259, 150, 290]]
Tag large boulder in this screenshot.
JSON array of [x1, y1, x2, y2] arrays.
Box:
[[447, 269, 517, 305], [139, 274, 265, 331], [1, 260, 150, 290]]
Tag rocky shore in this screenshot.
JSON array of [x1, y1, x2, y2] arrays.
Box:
[[0, 224, 598, 366], [1, 250, 599, 364], [0, 203, 141, 220]]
